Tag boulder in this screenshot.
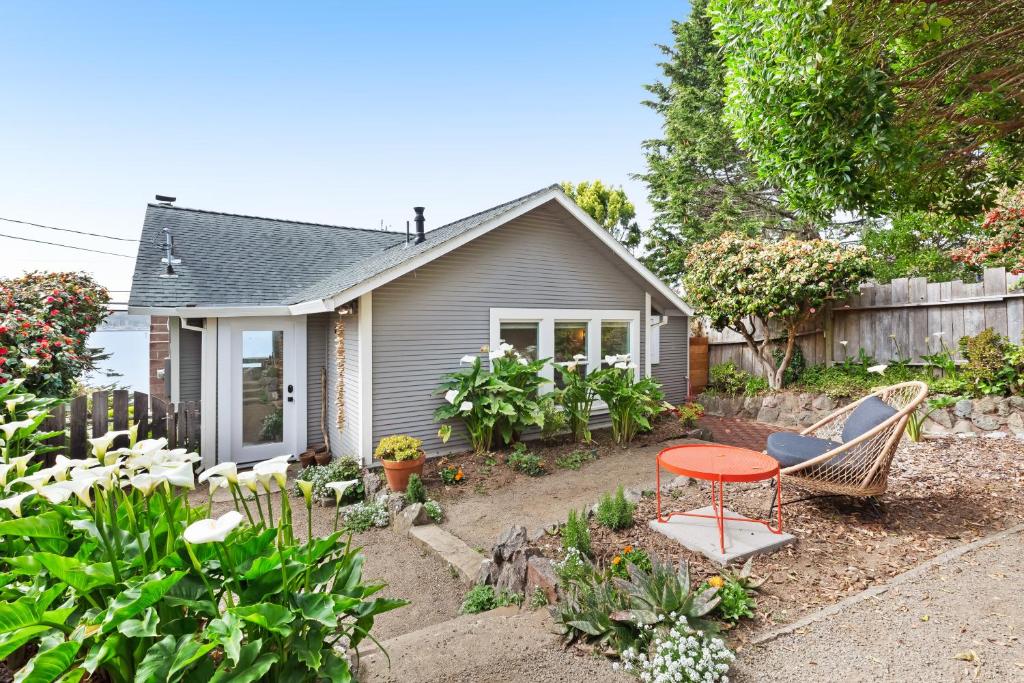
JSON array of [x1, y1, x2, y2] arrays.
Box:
[[982, 431, 1008, 440], [756, 406, 780, 424], [996, 398, 1012, 417], [928, 408, 953, 429], [393, 503, 431, 535], [363, 471, 385, 500], [526, 556, 559, 603], [742, 396, 761, 418], [971, 414, 1002, 431], [495, 550, 532, 594], [811, 395, 835, 412], [798, 412, 817, 427], [475, 559, 498, 585], [1007, 412, 1024, 436], [975, 397, 998, 415], [492, 525, 528, 562], [684, 427, 713, 442], [623, 488, 644, 504], [1009, 396, 1024, 412], [954, 400, 973, 419], [384, 493, 406, 519], [952, 419, 976, 434], [762, 394, 782, 409]]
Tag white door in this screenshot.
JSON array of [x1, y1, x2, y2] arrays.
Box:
[[217, 317, 306, 465]]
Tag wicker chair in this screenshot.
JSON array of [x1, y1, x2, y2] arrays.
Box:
[[770, 381, 929, 499]]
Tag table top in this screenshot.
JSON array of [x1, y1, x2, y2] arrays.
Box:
[[658, 444, 780, 483]]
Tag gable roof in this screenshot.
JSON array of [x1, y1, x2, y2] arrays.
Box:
[[128, 185, 693, 316], [129, 205, 404, 308]]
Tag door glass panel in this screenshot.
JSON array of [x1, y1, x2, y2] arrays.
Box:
[[554, 321, 588, 387], [241, 330, 284, 445], [499, 322, 539, 360], [601, 321, 630, 368]]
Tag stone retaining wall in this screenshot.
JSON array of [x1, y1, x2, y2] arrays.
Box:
[[697, 391, 1024, 439]]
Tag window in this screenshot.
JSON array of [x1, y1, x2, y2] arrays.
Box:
[[601, 321, 630, 367], [489, 309, 642, 393], [499, 321, 539, 360]]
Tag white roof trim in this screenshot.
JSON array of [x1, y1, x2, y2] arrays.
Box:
[[289, 188, 694, 316], [127, 305, 293, 318]]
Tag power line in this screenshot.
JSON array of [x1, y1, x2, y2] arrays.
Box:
[[0, 231, 135, 258], [0, 216, 139, 242]]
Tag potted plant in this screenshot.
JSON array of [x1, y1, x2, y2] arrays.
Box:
[[375, 434, 425, 492]]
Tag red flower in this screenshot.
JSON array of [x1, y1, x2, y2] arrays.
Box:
[[50, 309, 59, 316], [0, 348, 7, 356]]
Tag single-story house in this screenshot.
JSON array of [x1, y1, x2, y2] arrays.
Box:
[[128, 185, 692, 468]]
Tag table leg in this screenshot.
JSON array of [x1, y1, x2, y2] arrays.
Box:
[[716, 476, 725, 554], [656, 456, 663, 522]]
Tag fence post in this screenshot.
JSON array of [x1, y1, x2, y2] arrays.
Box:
[[823, 302, 834, 367], [112, 390, 130, 449], [151, 398, 167, 439], [92, 391, 108, 439], [133, 391, 149, 442], [69, 395, 88, 459]]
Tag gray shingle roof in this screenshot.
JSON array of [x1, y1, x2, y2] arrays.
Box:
[[287, 184, 560, 304], [129, 185, 561, 308], [128, 205, 404, 307]]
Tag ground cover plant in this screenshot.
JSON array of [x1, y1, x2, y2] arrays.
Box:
[[507, 442, 546, 476], [293, 455, 363, 504], [459, 584, 522, 614], [562, 509, 592, 557], [0, 378, 405, 682]]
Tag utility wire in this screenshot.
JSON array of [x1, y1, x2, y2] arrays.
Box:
[[0, 216, 139, 242], [0, 231, 135, 258]]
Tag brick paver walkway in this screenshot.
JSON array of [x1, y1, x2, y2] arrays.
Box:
[[697, 416, 785, 452]]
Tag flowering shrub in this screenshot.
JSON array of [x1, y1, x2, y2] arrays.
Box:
[[435, 348, 550, 452], [610, 545, 652, 579], [683, 234, 871, 389], [0, 398, 404, 681], [618, 621, 734, 682], [951, 188, 1024, 277], [0, 271, 110, 395], [675, 402, 704, 429], [374, 434, 423, 461], [592, 356, 665, 446], [438, 459, 464, 485], [293, 455, 363, 503], [344, 500, 390, 532], [424, 499, 443, 523]]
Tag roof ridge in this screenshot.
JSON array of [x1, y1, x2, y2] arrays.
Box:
[[145, 202, 402, 236], [431, 183, 562, 232]]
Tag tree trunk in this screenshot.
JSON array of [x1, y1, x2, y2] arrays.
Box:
[[733, 318, 799, 391]]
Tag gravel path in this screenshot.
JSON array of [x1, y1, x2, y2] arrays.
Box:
[[733, 528, 1024, 682]]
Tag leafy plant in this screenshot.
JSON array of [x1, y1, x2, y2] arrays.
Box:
[[293, 456, 363, 503], [374, 434, 423, 462], [906, 395, 958, 442], [258, 409, 283, 441], [596, 486, 635, 531], [562, 509, 592, 558], [404, 473, 427, 504], [708, 361, 752, 395], [528, 586, 550, 609], [507, 442, 545, 476], [459, 584, 523, 614], [438, 461, 463, 485], [555, 447, 596, 470], [675, 402, 705, 429], [609, 545, 652, 579], [539, 394, 567, 440], [344, 501, 390, 532], [554, 547, 593, 585], [423, 499, 443, 524], [772, 343, 805, 386], [554, 363, 598, 442], [0, 403, 406, 682], [435, 350, 550, 452], [700, 558, 762, 622], [591, 356, 665, 446]]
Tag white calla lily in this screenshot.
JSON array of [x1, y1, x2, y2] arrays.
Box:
[[325, 479, 359, 505], [64, 476, 99, 507], [130, 473, 161, 497], [149, 462, 195, 489], [0, 463, 13, 486], [297, 479, 314, 505], [459, 401, 473, 413], [9, 454, 35, 477], [198, 462, 238, 485], [9, 469, 56, 493], [70, 457, 99, 471], [253, 459, 289, 488], [38, 483, 74, 504], [517, 357, 528, 365], [0, 419, 35, 440], [0, 491, 34, 517], [237, 470, 259, 493], [459, 355, 477, 365], [444, 390, 459, 405], [614, 361, 629, 370], [4, 396, 25, 414], [183, 510, 245, 545], [87, 432, 119, 459], [867, 364, 888, 375], [207, 475, 228, 495]]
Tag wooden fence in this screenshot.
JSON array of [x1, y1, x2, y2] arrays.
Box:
[[39, 390, 201, 462], [706, 266, 1024, 376]]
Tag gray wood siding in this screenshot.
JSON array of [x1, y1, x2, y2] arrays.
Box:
[[653, 315, 689, 404], [305, 312, 331, 448], [371, 202, 656, 453], [339, 312, 360, 456], [179, 328, 202, 401]]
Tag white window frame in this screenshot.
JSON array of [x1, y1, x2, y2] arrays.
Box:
[[489, 309, 642, 392]]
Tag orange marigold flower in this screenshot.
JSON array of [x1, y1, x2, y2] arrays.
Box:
[[612, 556, 622, 565], [623, 545, 633, 554], [455, 470, 464, 481], [708, 575, 725, 589]]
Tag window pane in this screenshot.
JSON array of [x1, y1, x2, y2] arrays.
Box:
[[241, 330, 284, 445], [601, 321, 630, 367], [499, 322, 539, 360], [554, 321, 588, 387]]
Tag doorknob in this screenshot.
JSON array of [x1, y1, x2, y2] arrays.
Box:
[[287, 384, 294, 393]]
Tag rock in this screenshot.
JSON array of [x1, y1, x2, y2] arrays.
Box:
[[742, 396, 761, 418], [317, 495, 337, 508], [623, 488, 644, 504], [798, 412, 817, 427], [952, 419, 976, 434], [976, 397, 998, 415], [526, 556, 559, 603], [756, 406, 780, 424], [384, 493, 406, 519], [1007, 412, 1024, 436], [811, 395, 835, 412], [666, 475, 692, 490], [955, 431, 978, 439], [996, 398, 1012, 417], [475, 559, 498, 585], [393, 502, 431, 535], [971, 414, 1001, 431], [492, 525, 528, 562], [363, 470, 384, 500], [954, 400, 973, 419], [762, 394, 782, 409], [528, 527, 546, 543], [1009, 396, 1024, 411], [928, 408, 953, 429], [495, 550, 532, 594], [685, 427, 713, 441]]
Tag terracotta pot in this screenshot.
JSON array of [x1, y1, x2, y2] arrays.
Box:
[[314, 447, 332, 466], [299, 449, 316, 469], [381, 453, 425, 492]]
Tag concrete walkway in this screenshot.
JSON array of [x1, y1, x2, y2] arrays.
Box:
[[734, 526, 1024, 682]]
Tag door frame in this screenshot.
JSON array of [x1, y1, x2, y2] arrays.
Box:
[[216, 316, 307, 466]]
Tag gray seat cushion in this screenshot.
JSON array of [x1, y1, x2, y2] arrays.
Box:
[[766, 432, 841, 468], [841, 396, 898, 443]]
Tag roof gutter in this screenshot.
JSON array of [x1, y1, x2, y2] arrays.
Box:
[[127, 305, 294, 318]]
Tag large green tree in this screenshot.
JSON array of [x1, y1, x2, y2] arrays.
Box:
[[636, 0, 821, 285], [860, 212, 979, 283], [561, 180, 641, 249], [709, 0, 1024, 220]]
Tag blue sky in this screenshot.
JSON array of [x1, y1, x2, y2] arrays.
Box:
[[0, 1, 690, 298]]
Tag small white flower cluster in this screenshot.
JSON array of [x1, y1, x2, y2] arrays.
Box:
[[616, 618, 734, 683], [423, 499, 443, 523], [604, 353, 637, 371], [553, 546, 588, 582], [344, 500, 390, 530]]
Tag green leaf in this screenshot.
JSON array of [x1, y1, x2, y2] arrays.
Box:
[[35, 553, 115, 594], [117, 607, 159, 638], [294, 593, 337, 628], [229, 603, 295, 637], [101, 572, 185, 634], [0, 625, 50, 659], [209, 640, 277, 683], [17, 640, 80, 683], [0, 512, 66, 540], [135, 634, 218, 683], [0, 601, 40, 634], [207, 614, 243, 666]]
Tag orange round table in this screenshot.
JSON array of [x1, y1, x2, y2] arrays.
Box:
[[656, 444, 783, 554]]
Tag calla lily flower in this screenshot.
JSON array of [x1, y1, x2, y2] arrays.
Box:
[[603, 355, 617, 366], [297, 479, 314, 505], [52, 455, 75, 480], [572, 354, 586, 362], [5, 396, 25, 414], [325, 479, 359, 505], [87, 432, 120, 459], [0, 463, 13, 486], [9, 454, 35, 476], [498, 342, 514, 355], [517, 357, 528, 366], [128, 422, 140, 448], [131, 438, 168, 458], [198, 462, 238, 485], [149, 462, 195, 489], [444, 390, 459, 405], [64, 477, 99, 507], [38, 483, 74, 504], [867, 364, 888, 375], [207, 475, 228, 495], [237, 471, 259, 493], [566, 362, 578, 372], [130, 473, 161, 496], [614, 361, 629, 370], [183, 510, 245, 545], [0, 420, 35, 440], [459, 355, 477, 365], [21, 358, 40, 370], [9, 470, 56, 493], [0, 491, 34, 517], [253, 459, 289, 488], [459, 401, 473, 413]]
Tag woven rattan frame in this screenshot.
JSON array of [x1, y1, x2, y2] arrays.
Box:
[[778, 381, 929, 497]]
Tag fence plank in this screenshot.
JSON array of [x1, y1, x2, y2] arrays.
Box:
[[151, 398, 167, 439], [185, 401, 201, 450], [91, 391, 108, 438], [41, 404, 65, 466], [112, 390, 130, 449], [167, 403, 177, 450], [133, 392, 149, 442], [69, 395, 88, 459], [177, 402, 189, 449]]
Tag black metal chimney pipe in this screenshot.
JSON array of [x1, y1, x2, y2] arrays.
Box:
[[413, 207, 425, 244]]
